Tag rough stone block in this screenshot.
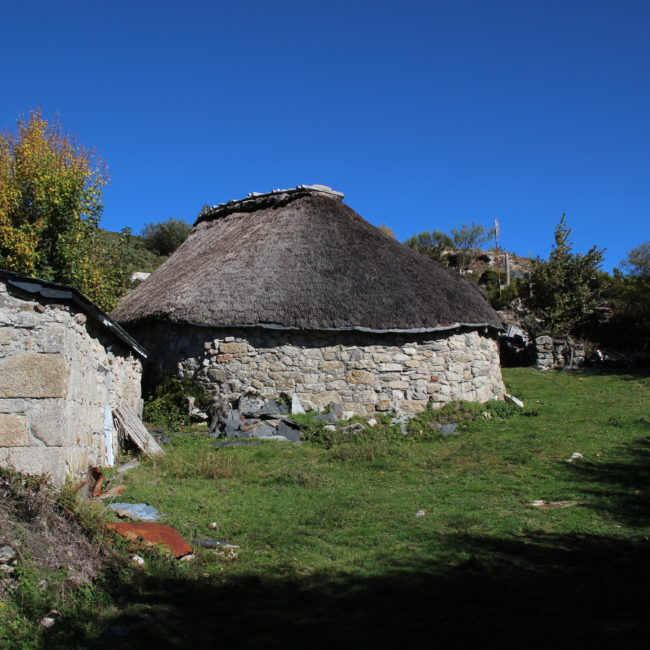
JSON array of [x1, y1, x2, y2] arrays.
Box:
[[321, 361, 344, 371], [28, 401, 69, 446], [399, 400, 428, 414], [220, 342, 247, 354], [376, 399, 391, 411], [0, 414, 30, 446], [0, 446, 68, 484], [379, 363, 403, 372], [346, 369, 373, 384], [0, 353, 70, 398], [217, 354, 233, 363]]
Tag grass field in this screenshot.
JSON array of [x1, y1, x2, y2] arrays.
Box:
[[6, 368, 650, 648]]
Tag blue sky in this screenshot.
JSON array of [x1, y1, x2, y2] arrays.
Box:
[[2, 0, 648, 271]]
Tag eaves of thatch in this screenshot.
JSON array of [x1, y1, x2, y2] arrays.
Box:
[[111, 186, 503, 334]]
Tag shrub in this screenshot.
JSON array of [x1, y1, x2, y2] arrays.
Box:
[[143, 375, 211, 429]]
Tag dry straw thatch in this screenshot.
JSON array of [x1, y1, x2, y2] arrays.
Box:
[[111, 187, 502, 332]]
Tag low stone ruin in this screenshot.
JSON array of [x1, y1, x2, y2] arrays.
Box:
[[207, 389, 357, 443], [535, 336, 588, 370]]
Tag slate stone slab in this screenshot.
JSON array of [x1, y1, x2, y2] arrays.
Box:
[[223, 424, 242, 438], [440, 423, 459, 436], [291, 394, 305, 414], [255, 399, 287, 416], [247, 422, 277, 439], [314, 411, 336, 424], [109, 503, 161, 521], [278, 420, 304, 442]]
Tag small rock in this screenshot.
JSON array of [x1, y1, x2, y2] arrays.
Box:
[[504, 393, 524, 408], [0, 564, 14, 575], [179, 553, 196, 562], [208, 522, 219, 529], [367, 418, 377, 427], [482, 412, 492, 420], [440, 423, 458, 436], [40, 610, 61, 628], [190, 408, 209, 421], [324, 425, 337, 432], [0, 545, 16, 564], [415, 510, 426, 517], [566, 452, 584, 463], [131, 555, 145, 567]]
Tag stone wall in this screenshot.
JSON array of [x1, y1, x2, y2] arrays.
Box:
[[0, 280, 142, 484], [132, 323, 505, 415], [535, 336, 587, 370]]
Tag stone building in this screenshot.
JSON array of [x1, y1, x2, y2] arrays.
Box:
[[112, 185, 505, 415], [0, 270, 146, 484]]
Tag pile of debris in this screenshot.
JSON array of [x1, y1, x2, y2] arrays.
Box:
[[208, 390, 353, 443]]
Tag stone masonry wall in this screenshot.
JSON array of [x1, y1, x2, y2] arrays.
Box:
[[0, 280, 142, 484], [535, 336, 587, 370], [133, 323, 505, 415]]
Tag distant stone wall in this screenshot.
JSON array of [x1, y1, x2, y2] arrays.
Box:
[[132, 323, 505, 415], [535, 336, 587, 370], [0, 280, 142, 484]]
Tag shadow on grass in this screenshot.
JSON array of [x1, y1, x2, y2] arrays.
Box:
[[566, 432, 650, 527], [42, 413, 650, 648], [43, 530, 650, 649]]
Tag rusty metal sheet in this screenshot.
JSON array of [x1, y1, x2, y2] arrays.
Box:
[[107, 522, 193, 558]]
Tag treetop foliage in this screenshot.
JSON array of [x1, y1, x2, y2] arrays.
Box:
[[140, 217, 191, 257], [0, 108, 131, 310], [405, 222, 495, 269], [404, 230, 454, 262], [621, 241, 650, 277], [524, 215, 604, 337]]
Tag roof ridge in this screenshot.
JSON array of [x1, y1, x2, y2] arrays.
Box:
[[196, 185, 344, 225]]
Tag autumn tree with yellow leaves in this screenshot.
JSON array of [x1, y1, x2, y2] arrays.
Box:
[[0, 108, 129, 310]]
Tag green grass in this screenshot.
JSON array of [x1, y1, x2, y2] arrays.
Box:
[[12, 369, 650, 647]]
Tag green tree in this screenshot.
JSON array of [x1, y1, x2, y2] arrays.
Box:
[[621, 241, 650, 277], [449, 222, 496, 270], [525, 215, 604, 337], [140, 217, 191, 256], [0, 108, 129, 310], [405, 230, 454, 262]]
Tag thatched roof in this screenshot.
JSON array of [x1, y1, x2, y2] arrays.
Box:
[[111, 186, 502, 333]]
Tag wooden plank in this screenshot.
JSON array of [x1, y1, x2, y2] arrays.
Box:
[[113, 403, 164, 457]]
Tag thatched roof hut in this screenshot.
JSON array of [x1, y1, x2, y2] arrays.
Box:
[[112, 186, 505, 415], [112, 185, 501, 333]]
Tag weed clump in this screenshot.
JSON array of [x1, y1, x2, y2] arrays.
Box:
[[408, 399, 523, 437], [143, 374, 211, 429]]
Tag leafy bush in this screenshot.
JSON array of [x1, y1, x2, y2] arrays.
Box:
[[140, 218, 191, 256], [143, 374, 211, 429]]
